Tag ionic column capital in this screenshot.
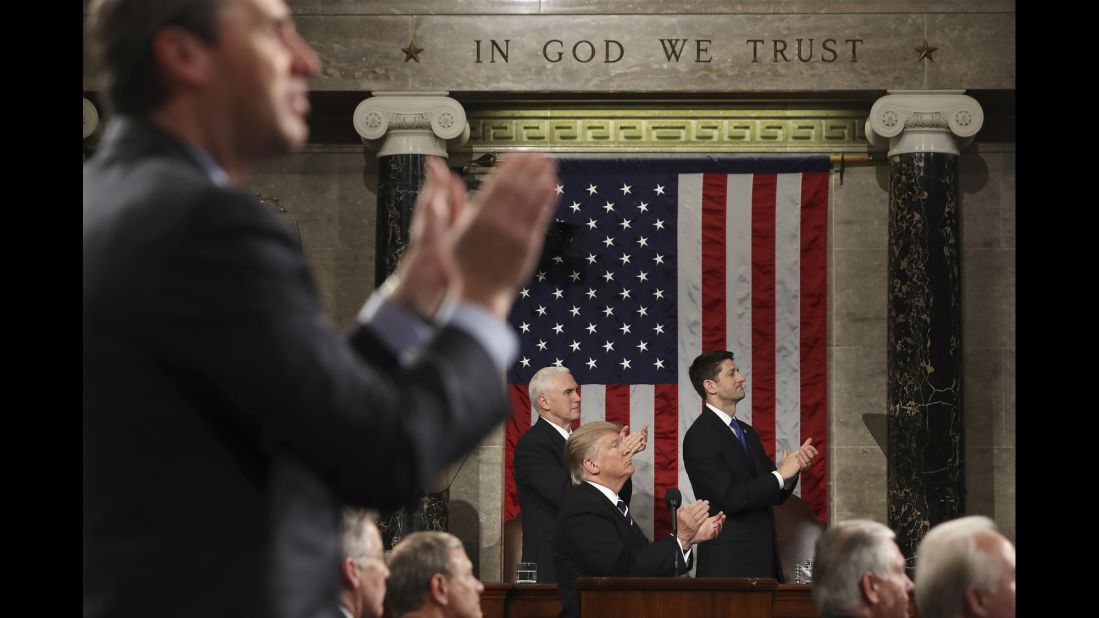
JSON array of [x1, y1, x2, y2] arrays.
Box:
[[83, 97, 100, 139], [865, 90, 984, 157], [353, 92, 469, 158]]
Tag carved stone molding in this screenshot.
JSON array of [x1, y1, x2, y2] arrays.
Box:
[[865, 90, 984, 157], [353, 92, 469, 157], [463, 106, 870, 152]]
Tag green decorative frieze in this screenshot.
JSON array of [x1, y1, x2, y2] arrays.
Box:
[[464, 107, 869, 151]]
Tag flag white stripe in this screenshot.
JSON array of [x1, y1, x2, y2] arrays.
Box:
[[580, 384, 606, 427], [726, 174, 755, 426], [676, 173, 704, 504], [629, 385, 656, 537], [774, 174, 803, 485]]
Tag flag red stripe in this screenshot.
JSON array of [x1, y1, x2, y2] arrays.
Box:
[[800, 172, 829, 521], [653, 384, 679, 538], [751, 174, 777, 460], [505, 384, 532, 521], [701, 173, 728, 354], [604, 384, 631, 429]]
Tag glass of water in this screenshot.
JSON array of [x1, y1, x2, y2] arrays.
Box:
[[794, 559, 814, 584], [516, 562, 537, 584]]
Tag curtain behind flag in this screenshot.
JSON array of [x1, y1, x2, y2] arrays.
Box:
[[504, 156, 830, 540]]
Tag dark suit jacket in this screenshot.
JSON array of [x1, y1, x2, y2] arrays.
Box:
[[682, 407, 796, 580], [513, 417, 632, 583], [553, 481, 688, 618], [83, 118, 511, 618]]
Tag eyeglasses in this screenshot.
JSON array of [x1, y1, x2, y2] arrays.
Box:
[[350, 553, 387, 568]]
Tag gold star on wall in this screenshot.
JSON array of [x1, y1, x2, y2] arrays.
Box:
[[402, 39, 425, 63], [914, 40, 938, 62]]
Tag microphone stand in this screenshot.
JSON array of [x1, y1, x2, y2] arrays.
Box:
[[669, 502, 681, 575], [666, 488, 684, 576]]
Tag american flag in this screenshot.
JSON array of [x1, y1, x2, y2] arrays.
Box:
[[505, 156, 830, 539]]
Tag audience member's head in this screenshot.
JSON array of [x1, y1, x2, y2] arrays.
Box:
[[386, 531, 484, 618], [915, 516, 1015, 618], [339, 508, 389, 618], [812, 520, 913, 618]]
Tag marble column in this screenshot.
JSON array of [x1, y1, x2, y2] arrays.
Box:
[[866, 91, 984, 569], [353, 92, 469, 549]]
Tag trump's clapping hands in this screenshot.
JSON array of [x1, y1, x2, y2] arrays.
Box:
[[674, 499, 726, 548], [675, 499, 708, 548]]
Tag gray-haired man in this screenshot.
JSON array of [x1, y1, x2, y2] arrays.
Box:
[[915, 516, 1015, 618], [385, 532, 484, 618], [812, 520, 913, 618]]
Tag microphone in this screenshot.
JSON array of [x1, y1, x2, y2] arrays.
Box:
[[665, 488, 683, 574]]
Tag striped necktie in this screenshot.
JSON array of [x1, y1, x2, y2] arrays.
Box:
[[616, 499, 633, 526]]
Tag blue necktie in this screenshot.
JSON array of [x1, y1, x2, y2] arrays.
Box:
[[616, 500, 634, 526], [729, 419, 749, 451]]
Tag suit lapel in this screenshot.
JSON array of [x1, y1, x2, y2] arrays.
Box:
[[703, 409, 759, 474], [535, 417, 567, 467], [580, 482, 648, 545]]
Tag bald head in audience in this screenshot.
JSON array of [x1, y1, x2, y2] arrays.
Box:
[[915, 516, 1015, 618], [812, 520, 913, 618]]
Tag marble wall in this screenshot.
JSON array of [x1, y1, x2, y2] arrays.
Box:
[[959, 150, 1015, 542], [243, 148, 378, 325], [447, 426, 506, 581]]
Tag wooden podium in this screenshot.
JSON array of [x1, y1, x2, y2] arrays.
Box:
[[577, 577, 778, 618], [479, 581, 913, 618]]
